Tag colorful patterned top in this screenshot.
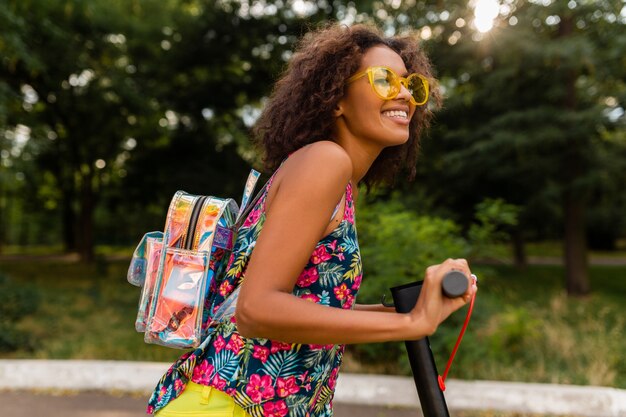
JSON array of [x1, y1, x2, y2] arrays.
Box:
[[147, 169, 362, 417]]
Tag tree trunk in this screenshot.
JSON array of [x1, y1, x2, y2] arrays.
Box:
[[512, 227, 527, 269], [0, 182, 5, 254], [61, 183, 77, 252], [559, 14, 590, 296], [78, 170, 95, 263], [563, 190, 590, 295]]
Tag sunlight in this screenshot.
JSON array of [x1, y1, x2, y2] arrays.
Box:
[[474, 0, 500, 33]]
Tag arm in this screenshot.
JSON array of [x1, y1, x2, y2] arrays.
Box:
[[354, 303, 396, 313], [235, 142, 475, 345]]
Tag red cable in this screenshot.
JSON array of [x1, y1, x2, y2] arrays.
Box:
[[437, 290, 476, 392]]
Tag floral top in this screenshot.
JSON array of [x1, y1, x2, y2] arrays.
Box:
[[147, 169, 362, 417]]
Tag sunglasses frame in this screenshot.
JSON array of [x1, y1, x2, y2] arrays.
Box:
[[347, 66, 429, 106]]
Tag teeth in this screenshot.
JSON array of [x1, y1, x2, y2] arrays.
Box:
[[382, 110, 408, 119]]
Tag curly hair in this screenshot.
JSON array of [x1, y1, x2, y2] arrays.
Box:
[[252, 22, 441, 187]]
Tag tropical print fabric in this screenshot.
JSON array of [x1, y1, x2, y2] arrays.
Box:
[[147, 171, 361, 417]]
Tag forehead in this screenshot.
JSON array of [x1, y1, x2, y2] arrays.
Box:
[[359, 45, 407, 75]]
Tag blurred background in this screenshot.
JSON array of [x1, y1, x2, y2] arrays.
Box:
[[0, 0, 625, 392]]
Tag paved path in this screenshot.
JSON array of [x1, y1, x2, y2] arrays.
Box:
[[0, 391, 419, 417]]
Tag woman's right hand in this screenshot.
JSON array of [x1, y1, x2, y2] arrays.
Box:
[[408, 258, 477, 338]]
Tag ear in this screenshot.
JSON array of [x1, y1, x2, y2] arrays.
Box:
[[333, 101, 344, 117]]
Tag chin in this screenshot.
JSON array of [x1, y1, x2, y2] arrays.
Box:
[[386, 133, 410, 147]]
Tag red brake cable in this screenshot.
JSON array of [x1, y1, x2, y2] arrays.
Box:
[[437, 280, 477, 392]]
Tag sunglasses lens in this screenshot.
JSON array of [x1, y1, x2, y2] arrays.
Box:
[[371, 67, 399, 99], [407, 74, 428, 105]]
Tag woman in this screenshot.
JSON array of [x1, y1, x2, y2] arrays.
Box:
[[148, 23, 477, 417]]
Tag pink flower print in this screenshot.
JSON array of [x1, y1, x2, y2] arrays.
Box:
[[146, 405, 155, 414], [226, 388, 236, 396], [311, 245, 332, 264], [192, 359, 215, 384], [328, 239, 338, 251], [297, 371, 309, 383], [219, 281, 233, 296], [211, 373, 227, 390], [307, 343, 334, 351], [158, 386, 167, 400], [270, 341, 292, 353], [174, 378, 185, 393], [333, 283, 351, 300], [336, 251, 345, 261], [263, 400, 288, 417], [213, 335, 226, 353], [328, 368, 339, 390], [243, 207, 261, 227], [296, 267, 319, 287], [253, 345, 270, 363], [351, 274, 362, 290], [301, 293, 320, 303], [276, 376, 300, 398], [226, 333, 244, 354], [342, 294, 355, 310], [245, 374, 275, 403], [344, 194, 354, 224]]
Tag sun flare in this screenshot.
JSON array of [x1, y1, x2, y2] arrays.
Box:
[[474, 0, 500, 32]]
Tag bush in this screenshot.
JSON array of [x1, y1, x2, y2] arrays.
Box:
[[351, 198, 470, 371], [0, 273, 40, 351], [357, 198, 470, 304]]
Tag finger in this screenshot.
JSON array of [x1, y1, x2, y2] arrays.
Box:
[[442, 258, 470, 276]]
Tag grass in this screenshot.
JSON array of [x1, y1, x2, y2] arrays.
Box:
[[0, 257, 180, 363], [520, 240, 626, 259], [450, 263, 626, 388], [0, 251, 625, 391]]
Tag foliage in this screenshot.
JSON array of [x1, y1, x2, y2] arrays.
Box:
[[0, 0, 323, 257], [371, 0, 626, 294], [357, 196, 470, 301], [350, 193, 519, 372], [0, 273, 39, 351], [468, 198, 520, 258]]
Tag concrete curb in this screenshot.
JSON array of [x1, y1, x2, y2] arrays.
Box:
[[1, 360, 625, 417]]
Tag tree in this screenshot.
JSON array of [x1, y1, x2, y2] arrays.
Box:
[[395, 0, 626, 295], [0, 0, 333, 258]]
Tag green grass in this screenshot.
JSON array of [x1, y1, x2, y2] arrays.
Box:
[[452, 263, 626, 387], [0, 258, 180, 363], [515, 240, 626, 259], [0, 254, 624, 390]]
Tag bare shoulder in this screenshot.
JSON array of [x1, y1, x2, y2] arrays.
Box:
[[281, 141, 352, 185], [266, 141, 352, 212]]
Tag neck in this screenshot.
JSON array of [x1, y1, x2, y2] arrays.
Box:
[[333, 130, 383, 187]]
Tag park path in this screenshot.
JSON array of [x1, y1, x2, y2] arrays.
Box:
[[0, 391, 419, 417]]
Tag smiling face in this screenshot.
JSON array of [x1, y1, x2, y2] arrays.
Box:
[[335, 45, 417, 150]]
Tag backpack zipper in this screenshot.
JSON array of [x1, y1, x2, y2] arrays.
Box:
[[184, 196, 208, 250]]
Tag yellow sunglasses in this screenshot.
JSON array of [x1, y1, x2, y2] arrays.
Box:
[[347, 66, 429, 106]]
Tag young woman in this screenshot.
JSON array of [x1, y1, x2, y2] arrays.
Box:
[[148, 23, 477, 417]]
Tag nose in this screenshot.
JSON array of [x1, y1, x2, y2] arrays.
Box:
[[396, 82, 413, 103]]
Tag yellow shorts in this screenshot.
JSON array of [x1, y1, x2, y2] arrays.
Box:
[[156, 382, 251, 417]]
